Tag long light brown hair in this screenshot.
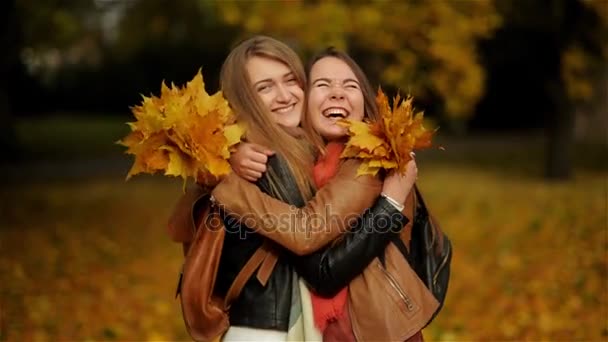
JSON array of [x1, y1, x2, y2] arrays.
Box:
[[220, 36, 318, 200], [301, 47, 379, 153]]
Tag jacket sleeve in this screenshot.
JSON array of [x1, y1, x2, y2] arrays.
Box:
[[211, 159, 382, 255], [289, 196, 409, 297]]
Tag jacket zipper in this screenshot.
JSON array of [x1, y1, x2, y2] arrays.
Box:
[[377, 263, 415, 311], [348, 298, 363, 341]]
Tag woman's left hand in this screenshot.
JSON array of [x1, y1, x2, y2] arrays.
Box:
[[229, 142, 274, 182], [381, 153, 417, 205]]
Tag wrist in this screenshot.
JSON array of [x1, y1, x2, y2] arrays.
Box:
[[380, 192, 405, 212]]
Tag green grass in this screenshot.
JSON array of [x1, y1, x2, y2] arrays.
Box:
[[15, 114, 130, 160]]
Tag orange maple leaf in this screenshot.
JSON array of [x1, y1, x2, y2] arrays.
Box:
[[339, 89, 436, 176], [118, 69, 245, 188]]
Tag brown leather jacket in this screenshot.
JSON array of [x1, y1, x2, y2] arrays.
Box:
[[211, 159, 382, 255], [169, 157, 408, 332], [210, 158, 439, 340]]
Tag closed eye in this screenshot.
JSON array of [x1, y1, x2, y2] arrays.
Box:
[[285, 77, 298, 85], [344, 81, 360, 89], [256, 83, 272, 93]]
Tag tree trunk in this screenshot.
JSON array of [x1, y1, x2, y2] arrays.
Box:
[[545, 78, 574, 180]]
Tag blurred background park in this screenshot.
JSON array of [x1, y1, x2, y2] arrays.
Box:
[[0, 0, 606, 341]]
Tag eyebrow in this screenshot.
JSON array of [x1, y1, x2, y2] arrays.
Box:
[[253, 78, 272, 88], [312, 77, 360, 85], [253, 72, 296, 87]]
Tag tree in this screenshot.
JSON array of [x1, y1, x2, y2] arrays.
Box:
[[16, 0, 102, 81], [212, 0, 500, 129], [104, 0, 236, 108], [492, 0, 607, 179], [213, 0, 606, 179]]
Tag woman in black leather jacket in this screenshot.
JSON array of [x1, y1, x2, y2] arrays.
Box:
[[215, 156, 411, 339], [212, 37, 418, 341]]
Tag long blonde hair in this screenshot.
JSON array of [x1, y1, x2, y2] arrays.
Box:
[[220, 36, 318, 200]]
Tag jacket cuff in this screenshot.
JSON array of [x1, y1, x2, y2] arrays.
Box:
[[366, 196, 409, 233]]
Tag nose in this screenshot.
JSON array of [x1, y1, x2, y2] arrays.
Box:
[[329, 84, 345, 100], [275, 83, 291, 103]]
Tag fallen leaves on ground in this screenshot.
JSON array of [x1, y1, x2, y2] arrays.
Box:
[[1, 168, 606, 341]]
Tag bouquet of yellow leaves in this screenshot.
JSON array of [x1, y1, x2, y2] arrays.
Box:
[[118, 69, 245, 187], [339, 89, 436, 176]]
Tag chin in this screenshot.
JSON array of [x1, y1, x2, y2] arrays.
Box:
[[279, 117, 301, 128], [321, 130, 345, 141]]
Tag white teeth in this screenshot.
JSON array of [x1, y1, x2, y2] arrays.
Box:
[[323, 107, 348, 117], [274, 104, 295, 114]]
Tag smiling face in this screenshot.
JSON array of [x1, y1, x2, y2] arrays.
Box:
[[246, 56, 304, 128], [307, 56, 365, 141]]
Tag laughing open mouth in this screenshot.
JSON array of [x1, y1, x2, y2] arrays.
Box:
[[323, 107, 348, 119]]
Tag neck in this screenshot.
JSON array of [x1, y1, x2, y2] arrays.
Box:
[[324, 136, 348, 145]]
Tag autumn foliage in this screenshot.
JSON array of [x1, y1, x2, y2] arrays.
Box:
[[215, 1, 500, 119], [118, 70, 245, 187], [340, 89, 435, 176]]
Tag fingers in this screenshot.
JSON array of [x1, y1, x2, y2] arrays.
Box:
[[250, 143, 275, 156], [382, 152, 419, 195], [229, 142, 271, 180], [245, 143, 273, 166], [242, 170, 263, 182], [249, 151, 270, 164], [243, 159, 267, 173]]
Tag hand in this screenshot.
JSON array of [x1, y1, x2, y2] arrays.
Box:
[[229, 143, 274, 182], [381, 153, 418, 205]]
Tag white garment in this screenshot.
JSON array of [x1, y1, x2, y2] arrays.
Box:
[[297, 278, 322, 341], [222, 326, 287, 342], [223, 274, 321, 342]]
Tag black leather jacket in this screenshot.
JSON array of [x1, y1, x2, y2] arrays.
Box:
[[213, 156, 408, 331]]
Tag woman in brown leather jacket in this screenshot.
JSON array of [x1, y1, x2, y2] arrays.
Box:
[[211, 47, 438, 341]]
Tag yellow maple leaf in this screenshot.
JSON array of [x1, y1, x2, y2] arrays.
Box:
[[339, 89, 436, 176], [163, 146, 194, 178], [380, 91, 435, 173], [343, 120, 387, 153], [118, 69, 245, 187], [224, 123, 247, 149], [356, 162, 383, 177], [120, 132, 171, 180]]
